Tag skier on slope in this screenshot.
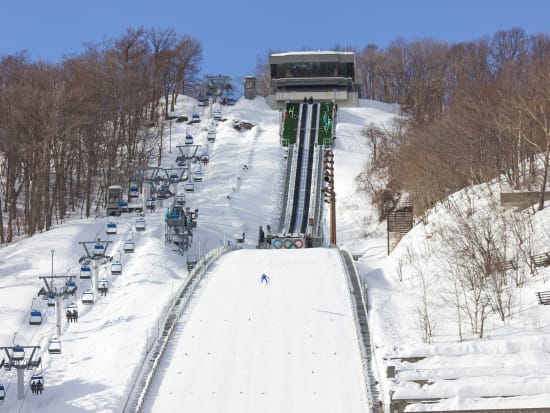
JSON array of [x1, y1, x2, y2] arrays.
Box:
[[260, 273, 270, 284]]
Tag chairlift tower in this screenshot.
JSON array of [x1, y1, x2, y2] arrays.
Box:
[[1, 341, 41, 400], [39, 274, 77, 336], [79, 239, 112, 297]]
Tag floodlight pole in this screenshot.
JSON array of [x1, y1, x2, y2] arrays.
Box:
[[323, 150, 336, 245], [330, 192, 336, 245], [169, 120, 172, 154], [51, 249, 55, 278], [55, 293, 62, 336]]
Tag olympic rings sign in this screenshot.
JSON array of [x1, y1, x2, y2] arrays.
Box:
[[272, 238, 305, 249]]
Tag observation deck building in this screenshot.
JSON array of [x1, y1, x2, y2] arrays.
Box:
[[266, 51, 359, 109]]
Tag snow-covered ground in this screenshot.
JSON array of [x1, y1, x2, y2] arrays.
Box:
[[335, 104, 550, 410], [1, 93, 549, 412], [0, 96, 286, 412]]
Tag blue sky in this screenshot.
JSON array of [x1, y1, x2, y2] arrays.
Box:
[[0, 0, 548, 82]]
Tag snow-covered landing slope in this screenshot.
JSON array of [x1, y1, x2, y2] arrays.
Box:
[[143, 248, 368, 413]]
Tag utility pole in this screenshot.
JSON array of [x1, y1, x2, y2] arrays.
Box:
[[322, 149, 336, 245]]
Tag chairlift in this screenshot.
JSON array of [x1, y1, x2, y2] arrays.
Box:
[[66, 302, 78, 316], [0, 383, 5, 400], [184, 182, 195, 193], [65, 279, 77, 296], [93, 241, 105, 257], [119, 201, 129, 213], [213, 110, 222, 120], [146, 198, 156, 210], [135, 217, 146, 231], [175, 193, 186, 206], [80, 259, 92, 279], [193, 172, 203, 182], [129, 184, 139, 198], [47, 292, 56, 307], [124, 238, 135, 253], [30, 374, 44, 395], [207, 130, 216, 142], [12, 345, 25, 361], [106, 222, 117, 234], [192, 113, 200, 121], [81, 289, 94, 305], [47, 337, 61, 354], [111, 261, 122, 275], [29, 310, 43, 325], [98, 279, 109, 295], [185, 134, 194, 145]]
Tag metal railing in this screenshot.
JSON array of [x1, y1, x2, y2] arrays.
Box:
[[338, 246, 379, 413], [122, 245, 238, 413]]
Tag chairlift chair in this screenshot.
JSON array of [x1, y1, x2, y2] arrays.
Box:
[[124, 238, 135, 253], [207, 130, 216, 142], [119, 201, 129, 213], [30, 374, 44, 394], [81, 289, 95, 305], [129, 184, 139, 198], [175, 194, 186, 206], [65, 280, 77, 296], [146, 198, 156, 210], [184, 182, 195, 193], [48, 337, 61, 354], [193, 172, 203, 182], [135, 217, 146, 231], [12, 345, 25, 361], [0, 383, 5, 400], [111, 261, 122, 275], [98, 278, 109, 294], [185, 134, 194, 145], [47, 292, 56, 307], [29, 310, 43, 325], [106, 222, 117, 234], [93, 242, 105, 257], [66, 302, 78, 315], [80, 259, 92, 279]]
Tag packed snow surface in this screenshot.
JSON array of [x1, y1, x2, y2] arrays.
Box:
[[143, 248, 367, 413]]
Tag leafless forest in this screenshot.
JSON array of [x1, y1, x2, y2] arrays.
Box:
[[0, 27, 202, 243], [351, 28, 550, 219], [1, 26, 549, 248]]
